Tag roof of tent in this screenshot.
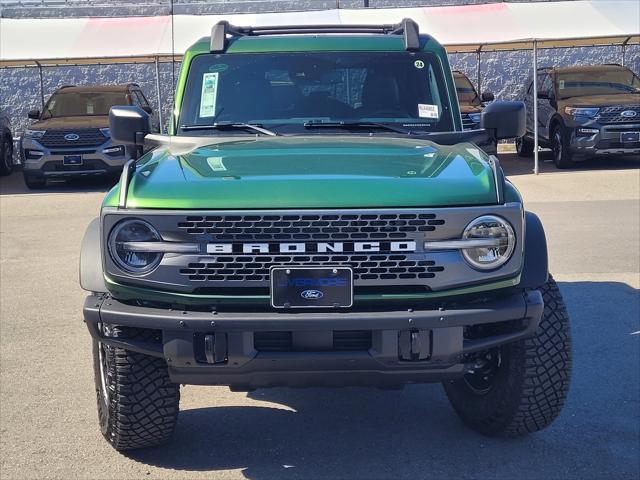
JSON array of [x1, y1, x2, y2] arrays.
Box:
[[1, 0, 638, 67]]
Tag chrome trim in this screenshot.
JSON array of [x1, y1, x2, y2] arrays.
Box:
[[119, 241, 200, 254], [424, 238, 508, 250]]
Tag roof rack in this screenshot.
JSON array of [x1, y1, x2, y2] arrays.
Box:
[[58, 84, 76, 89], [210, 18, 421, 53]]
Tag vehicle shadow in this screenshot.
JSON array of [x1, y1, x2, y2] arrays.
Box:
[[0, 168, 114, 195], [500, 151, 640, 177], [126, 280, 640, 480]]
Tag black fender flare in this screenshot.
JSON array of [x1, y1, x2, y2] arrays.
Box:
[[519, 211, 549, 289], [79, 217, 108, 293]]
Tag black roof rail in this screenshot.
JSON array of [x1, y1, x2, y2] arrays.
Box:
[[58, 84, 76, 89], [210, 18, 421, 53], [126, 83, 140, 88]]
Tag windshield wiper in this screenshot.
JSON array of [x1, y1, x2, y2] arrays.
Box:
[[303, 120, 412, 135], [180, 122, 278, 136]]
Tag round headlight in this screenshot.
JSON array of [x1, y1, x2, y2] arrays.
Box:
[[108, 219, 162, 274], [461, 215, 515, 270]]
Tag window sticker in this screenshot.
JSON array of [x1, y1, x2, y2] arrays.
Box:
[[209, 64, 228, 73], [559, 80, 565, 90], [87, 102, 94, 114], [418, 103, 439, 119], [414, 60, 425, 69], [207, 156, 226, 172], [200, 72, 219, 118]]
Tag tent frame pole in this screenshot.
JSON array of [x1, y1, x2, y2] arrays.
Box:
[[476, 47, 482, 94], [154, 56, 163, 133], [532, 41, 540, 175], [35, 60, 44, 110], [621, 37, 630, 66]]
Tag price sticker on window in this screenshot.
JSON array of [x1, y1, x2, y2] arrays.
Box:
[[200, 72, 219, 118], [418, 103, 439, 119]]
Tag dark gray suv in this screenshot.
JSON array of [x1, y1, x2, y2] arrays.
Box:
[[516, 64, 640, 168], [21, 84, 157, 188]]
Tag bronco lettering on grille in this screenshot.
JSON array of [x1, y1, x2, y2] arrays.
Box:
[[206, 241, 417, 254]]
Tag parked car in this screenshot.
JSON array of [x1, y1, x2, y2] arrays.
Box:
[[21, 84, 158, 188], [516, 64, 640, 168], [81, 20, 571, 450], [453, 70, 495, 130], [0, 108, 14, 176]]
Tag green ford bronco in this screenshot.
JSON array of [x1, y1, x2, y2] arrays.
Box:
[[81, 20, 572, 450]]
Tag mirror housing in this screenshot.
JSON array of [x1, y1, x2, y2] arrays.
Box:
[[109, 106, 151, 146], [480, 100, 526, 140], [537, 91, 550, 100], [28, 109, 40, 120], [481, 91, 495, 102]]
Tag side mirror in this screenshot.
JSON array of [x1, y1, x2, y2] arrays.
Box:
[[481, 91, 495, 102], [537, 91, 550, 100], [109, 105, 151, 145], [142, 105, 153, 114], [28, 109, 40, 120], [480, 100, 526, 140]]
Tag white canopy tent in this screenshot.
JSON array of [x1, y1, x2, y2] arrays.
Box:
[[1, 0, 639, 172]]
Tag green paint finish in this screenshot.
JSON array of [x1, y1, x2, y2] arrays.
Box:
[[121, 136, 496, 210], [105, 276, 520, 307]]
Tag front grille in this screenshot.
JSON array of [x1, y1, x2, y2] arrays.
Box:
[[254, 330, 372, 352], [461, 113, 478, 130], [178, 213, 444, 241], [596, 105, 640, 124], [40, 128, 107, 148], [180, 255, 444, 283]]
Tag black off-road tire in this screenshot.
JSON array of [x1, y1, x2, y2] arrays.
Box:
[[551, 125, 574, 169], [0, 132, 14, 176], [515, 135, 534, 157], [93, 326, 180, 451], [443, 276, 571, 437]]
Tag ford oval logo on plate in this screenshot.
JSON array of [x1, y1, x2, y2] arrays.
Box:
[[301, 289, 324, 300], [64, 133, 80, 141], [621, 110, 637, 118]]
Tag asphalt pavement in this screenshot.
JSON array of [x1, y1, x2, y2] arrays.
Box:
[[0, 152, 638, 480]]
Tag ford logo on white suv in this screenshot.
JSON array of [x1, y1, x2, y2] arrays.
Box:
[[301, 289, 324, 300], [64, 133, 80, 141]]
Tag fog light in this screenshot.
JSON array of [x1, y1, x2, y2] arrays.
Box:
[[577, 128, 599, 136]]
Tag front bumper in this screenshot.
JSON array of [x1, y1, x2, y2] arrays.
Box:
[[21, 136, 128, 178], [84, 289, 543, 389], [569, 122, 640, 158]]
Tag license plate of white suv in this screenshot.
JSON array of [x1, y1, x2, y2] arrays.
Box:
[[620, 132, 640, 142]]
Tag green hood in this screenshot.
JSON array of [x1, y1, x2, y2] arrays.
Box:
[[110, 136, 497, 209]]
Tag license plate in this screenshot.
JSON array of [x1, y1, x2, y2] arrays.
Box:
[[270, 266, 353, 309], [620, 132, 640, 142], [63, 155, 83, 166]]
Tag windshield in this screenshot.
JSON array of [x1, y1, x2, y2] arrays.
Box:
[[454, 73, 480, 106], [42, 91, 129, 119], [178, 51, 454, 135], [556, 68, 640, 99]]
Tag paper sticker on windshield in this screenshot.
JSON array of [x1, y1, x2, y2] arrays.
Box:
[[207, 156, 226, 172], [200, 72, 219, 118], [418, 104, 439, 119], [559, 80, 566, 90]]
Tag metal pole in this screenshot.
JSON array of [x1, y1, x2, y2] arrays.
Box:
[[533, 41, 539, 175], [154, 56, 163, 133], [476, 49, 481, 94], [621, 44, 626, 66], [35, 61, 45, 110]]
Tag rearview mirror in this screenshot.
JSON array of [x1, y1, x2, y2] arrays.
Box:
[[28, 109, 40, 120], [480, 101, 526, 140], [481, 91, 495, 102]]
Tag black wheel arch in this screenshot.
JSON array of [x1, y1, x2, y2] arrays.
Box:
[[519, 211, 549, 289], [80, 217, 108, 293]]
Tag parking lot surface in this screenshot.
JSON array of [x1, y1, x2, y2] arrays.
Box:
[[1, 152, 638, 480]]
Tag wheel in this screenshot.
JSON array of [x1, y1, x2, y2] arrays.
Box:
[[515, 135, 534, 157], [93, 326, 180, 451], [23, 173, 46, 189], [551, 125, 574, 169], [443, 276, 572, 437], [0, 132, 14, 176]]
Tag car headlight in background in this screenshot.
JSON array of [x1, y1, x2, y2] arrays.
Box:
[[460, 215, 515, 270], [100, 127, 110, 137], [468, 113, 482, 124], [564, 107, 599, 118], [23, 128, 46, 139], [108, 219, 163, 274], [102, 145, 125, 157]]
